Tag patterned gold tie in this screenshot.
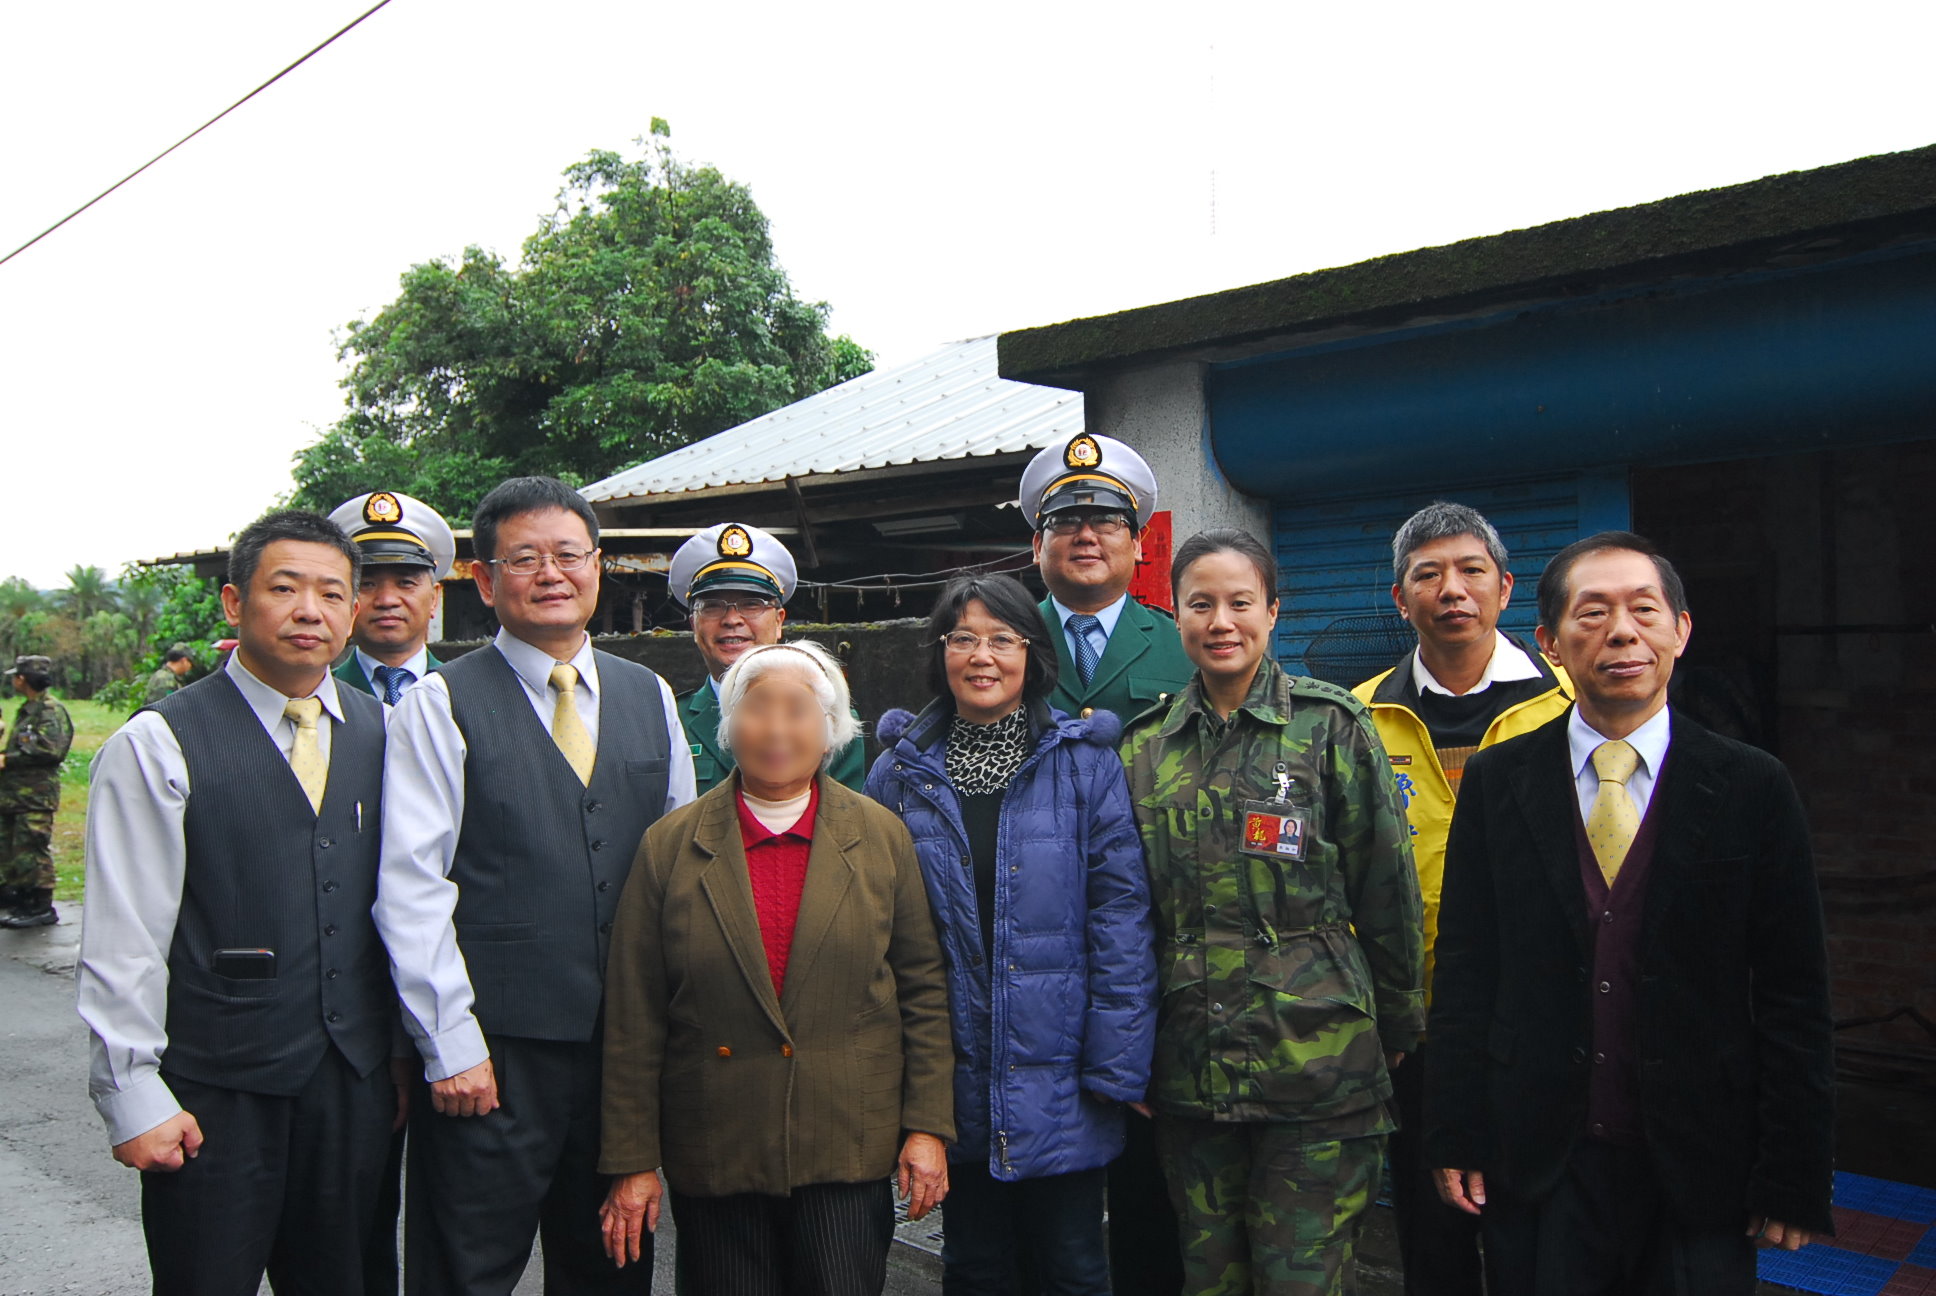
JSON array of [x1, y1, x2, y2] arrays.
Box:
[[283, 696, 327, 814], [1586, 739, 1642, 886], [549, 663, 596, 786]]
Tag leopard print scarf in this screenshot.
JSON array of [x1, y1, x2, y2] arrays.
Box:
[[945, 707, 1032, 796]]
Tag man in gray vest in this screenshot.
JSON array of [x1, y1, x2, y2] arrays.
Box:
[[77, 509, 398, 1294], [377, 476, 695, 1294]]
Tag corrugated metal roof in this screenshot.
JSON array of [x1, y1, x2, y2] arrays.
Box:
[[581, 336, 1082, 504]]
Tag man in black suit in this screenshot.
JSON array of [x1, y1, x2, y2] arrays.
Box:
[[1425, 531, 1834, 1296]]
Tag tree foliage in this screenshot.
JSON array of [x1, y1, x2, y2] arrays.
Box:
[[290, 121, 873, 519], [0, 564, 223, 702]]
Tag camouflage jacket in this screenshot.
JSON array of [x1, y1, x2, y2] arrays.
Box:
[[0, 696, 73, 812], [1122, 658, 1425, 1124], [141, 667, 182, 708]]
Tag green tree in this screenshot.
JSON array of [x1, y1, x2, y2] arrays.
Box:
[[290, 120, 873, 520], [0, 576, 45, 663], [55, 564, 117, 622]]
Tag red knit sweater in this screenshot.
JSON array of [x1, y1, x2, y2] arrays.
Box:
[[735, 783, 819, 996]]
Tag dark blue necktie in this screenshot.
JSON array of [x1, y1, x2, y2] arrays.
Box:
[[1067, 614, 1103, 687], [372, 664, 413, 706]]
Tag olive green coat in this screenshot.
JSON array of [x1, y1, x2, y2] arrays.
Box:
[[599, 774, 955, 1195], [1123, 659, 1424, 1127]]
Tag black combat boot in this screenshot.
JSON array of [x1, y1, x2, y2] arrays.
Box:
[[0, 889, 57, 928]]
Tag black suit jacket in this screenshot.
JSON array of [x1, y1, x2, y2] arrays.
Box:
[[1423, 707, 1835, 1234]]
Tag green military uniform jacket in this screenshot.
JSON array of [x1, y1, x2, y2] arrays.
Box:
[[678, 681, 866, 796], [334, 650, 442, 701], [1037, 594, 1195, 723], [141, 667, 182, 708], [0, 696, 74, 813], [1122, 657, 1425, 1128]]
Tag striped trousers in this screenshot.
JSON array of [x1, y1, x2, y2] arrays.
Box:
[[671, 1179, 894, 1296]]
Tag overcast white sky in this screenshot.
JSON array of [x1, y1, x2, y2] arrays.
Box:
[[3, 0, 1933, 588]]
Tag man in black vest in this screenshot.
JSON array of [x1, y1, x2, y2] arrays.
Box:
[[377, 476, 695, 1295], [1426, 532, 1835, 1295], [77, 509, 398, 1294]]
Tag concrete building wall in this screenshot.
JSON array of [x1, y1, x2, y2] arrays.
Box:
[[1085, 362, 1271, 552]]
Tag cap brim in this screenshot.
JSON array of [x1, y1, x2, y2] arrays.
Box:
[[690, 572, 784, 599], [1039, 484, 1137, 523]]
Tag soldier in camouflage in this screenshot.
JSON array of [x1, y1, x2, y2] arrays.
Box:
[[139, 643, 196, 710], [1122, 530, 1425, 1296], [1, 655, 75, 927]]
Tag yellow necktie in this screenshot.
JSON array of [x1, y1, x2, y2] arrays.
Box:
[[549, 663, 596, 786], [1586, 739, 1642, 886], [283, 696, 327, 814]]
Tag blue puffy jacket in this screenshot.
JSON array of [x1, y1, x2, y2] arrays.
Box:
[[865, 699, 1156, 1181]]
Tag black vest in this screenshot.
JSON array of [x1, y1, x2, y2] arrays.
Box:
[[151, 671, 391, 1096], [440, 644, 672, 1042]]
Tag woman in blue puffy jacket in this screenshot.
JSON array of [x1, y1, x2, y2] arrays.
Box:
[[866, 573, 1157, 1296]]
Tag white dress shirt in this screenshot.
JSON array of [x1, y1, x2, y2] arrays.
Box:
[[1049, 592, 1129, 667], [351, 644, 431, 700], [1412, 630, 1544, 697], [1567, 704, 1673, 823], [374, 628, 695, 1082], [76, 655, 348, 1145]]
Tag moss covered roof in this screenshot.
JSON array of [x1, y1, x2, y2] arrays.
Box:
[[999, 143, 1936, 387]]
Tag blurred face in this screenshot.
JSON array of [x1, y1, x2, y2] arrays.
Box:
[[1176, 549, 1279, 692], [221, 540, 356, 691], [944, 600, 1029, 724], [354, 565, 442, 657], [167, 656, 193, 676], [728, 660, 830, 791], [1535, 549, 1691, 732], [473, 508, 600, 646], [691, 590, 786, 680], [1033, 509, 1142, 609], [1393, 533, 1513, 654]]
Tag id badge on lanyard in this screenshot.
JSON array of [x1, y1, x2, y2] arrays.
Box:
[[1240, 761, 1309, 861]]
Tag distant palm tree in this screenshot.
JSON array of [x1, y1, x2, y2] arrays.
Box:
[[57, 565, 117, 621]]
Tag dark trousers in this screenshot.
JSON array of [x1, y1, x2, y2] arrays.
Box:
[[362, 1120, 407, 1294], [941, 1162, 1109, 1296], [142, 1049, 394, 1296], [1481, 1139, 1756, 1296], [1386, 1047, 1483, 1296], [672, 1179, 894, 1296], [405, 1035, 649, 1296], [1107, 1113, 1183, 1296]]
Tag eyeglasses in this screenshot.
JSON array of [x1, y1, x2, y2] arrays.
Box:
[[691, 595, 781, 619], [488, 549, 596, 576], [1043, 511, 1133, 537], [940, 631, 1031, 656]]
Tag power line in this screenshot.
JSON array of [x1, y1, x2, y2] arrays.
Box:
[[0, 0, 395, 270]]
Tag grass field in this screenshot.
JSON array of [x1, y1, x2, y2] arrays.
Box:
[[34, 696, 125, 902]]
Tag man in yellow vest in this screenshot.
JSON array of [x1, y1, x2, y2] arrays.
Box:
[[1353, 502, 1571, 1296]]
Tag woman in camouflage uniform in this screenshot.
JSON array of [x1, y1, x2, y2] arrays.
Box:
[[1121, 529, 1425, 1296]]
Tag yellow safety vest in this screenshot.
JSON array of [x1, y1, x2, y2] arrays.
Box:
[[1352, 659, 1573, 1015]]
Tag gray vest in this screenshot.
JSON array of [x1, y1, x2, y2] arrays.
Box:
[[440, 645, 672, 1042], [151, 672, 391, 1095]]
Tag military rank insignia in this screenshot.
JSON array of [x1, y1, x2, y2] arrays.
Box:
[[364, 492, 403, 525], [718, 525, 753, 558]]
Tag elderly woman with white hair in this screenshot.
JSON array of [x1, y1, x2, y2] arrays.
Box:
[[597, 639, 955, 1296]]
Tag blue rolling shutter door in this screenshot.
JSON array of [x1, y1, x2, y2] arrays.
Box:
[[1272, 471, 1629, 687]]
